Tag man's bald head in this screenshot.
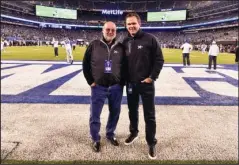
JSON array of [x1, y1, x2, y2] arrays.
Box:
[[102, 21, 117, 42]]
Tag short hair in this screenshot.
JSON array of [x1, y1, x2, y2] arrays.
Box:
[[125, 12, 141, 24]]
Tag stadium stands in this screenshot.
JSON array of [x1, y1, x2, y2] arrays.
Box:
[[1, 0, 238, 51]]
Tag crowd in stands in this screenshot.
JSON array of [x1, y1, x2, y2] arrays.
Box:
[[1, 23, 238, 53], [1, 0, 238, 53], [1, 0, 238, 27], [1, 9, 237, 28]]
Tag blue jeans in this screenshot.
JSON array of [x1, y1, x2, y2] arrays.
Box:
[[90, 84, 123, 142]]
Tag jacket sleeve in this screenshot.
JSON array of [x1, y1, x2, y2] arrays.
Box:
[[150, 36, 164, 81], [208, 46, 212, 55], [83, 42, 94, 86], [120, 48, 128, 86], [180, 44, 184, 49]]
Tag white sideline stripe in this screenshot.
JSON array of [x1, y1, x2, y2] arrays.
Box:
[[1, 61, 224, 67], [163, 64, 224, 68], [1, 64, 22, 68]]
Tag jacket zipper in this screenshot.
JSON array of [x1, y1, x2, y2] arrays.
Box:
[[100, 40, 120, 82], [100, 40, 118, 61]]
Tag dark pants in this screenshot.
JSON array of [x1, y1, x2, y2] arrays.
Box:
[[54, 47, 58, 56], [126, 82, 157, 146], [90, 84, 123, 142], [208, 55, 217, 69], [183, 53, 190, 66], [235, 52, 238, 62]]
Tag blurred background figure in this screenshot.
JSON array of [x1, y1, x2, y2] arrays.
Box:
[[201, 42, 207, 54], [235, 45, 239, 63], [180, 40, 193, 66], [72, 40, 77, 51], [208, 41, 220, 70], [52, 37, 59, 57], [63, 38, 74, 64], [1, 38, 5, 52]]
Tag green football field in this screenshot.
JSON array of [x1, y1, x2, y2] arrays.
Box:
[[1, 46, 236, 64]]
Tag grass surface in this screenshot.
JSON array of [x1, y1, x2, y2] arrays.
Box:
[[1, 46, 236, 64]]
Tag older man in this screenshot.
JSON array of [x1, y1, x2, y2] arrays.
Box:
[[83, 22, 126, 152]]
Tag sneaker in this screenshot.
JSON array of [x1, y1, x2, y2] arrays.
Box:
[[107, 137, 119, 146], [92, 141, 100, 152], [148, 145, 157, 159], [71, 60, 74, 65], [124, 134, 138, 145]]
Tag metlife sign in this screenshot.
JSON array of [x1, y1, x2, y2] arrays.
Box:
[[102, 9, 123, 15]]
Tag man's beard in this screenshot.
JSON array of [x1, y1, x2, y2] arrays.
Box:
[[105, 35, 115, 42]]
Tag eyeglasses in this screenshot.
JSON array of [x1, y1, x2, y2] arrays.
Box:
[[105, 28, 116, 32]]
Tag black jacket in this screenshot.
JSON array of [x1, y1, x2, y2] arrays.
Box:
[[83, 38, 126, 87], [122, 30, 164, 83]]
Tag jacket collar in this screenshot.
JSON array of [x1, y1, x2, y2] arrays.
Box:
[[128, 29, 144, 39], [101, 36, 116, 46]]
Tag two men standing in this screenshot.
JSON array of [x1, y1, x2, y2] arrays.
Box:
[[83, 13, 164, 159]]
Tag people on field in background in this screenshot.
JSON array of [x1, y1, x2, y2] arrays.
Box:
[[235, 45, 239, 63], [63, 38, 74, 64], [1, 39, 9, 52], [52, 38, 59, 57], [83, 21, 126, 152], [72, 40, 77, 51], [208, 41, 220, 70], [122, 12, 164, 160], [201, 43, 207, 54], [1, 39, 5, 52], [180, 40, 193, 66]]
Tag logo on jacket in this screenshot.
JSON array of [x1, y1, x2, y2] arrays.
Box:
[[114, 50, 118, 54], [138, 45, 143, 49]]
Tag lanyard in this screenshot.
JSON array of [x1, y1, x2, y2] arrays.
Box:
[[100, 40, 117, 61]]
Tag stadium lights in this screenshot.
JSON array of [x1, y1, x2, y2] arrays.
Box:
[[1, 14, 238, 30], [182, 17, 238, 28]]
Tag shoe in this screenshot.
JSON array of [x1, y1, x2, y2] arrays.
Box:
[[148, 145, 157, 160], [107, 137, 119, 146], [71, 60, 74, 65], [124, 134, 138, 145], [92, 141, 100, 152]]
